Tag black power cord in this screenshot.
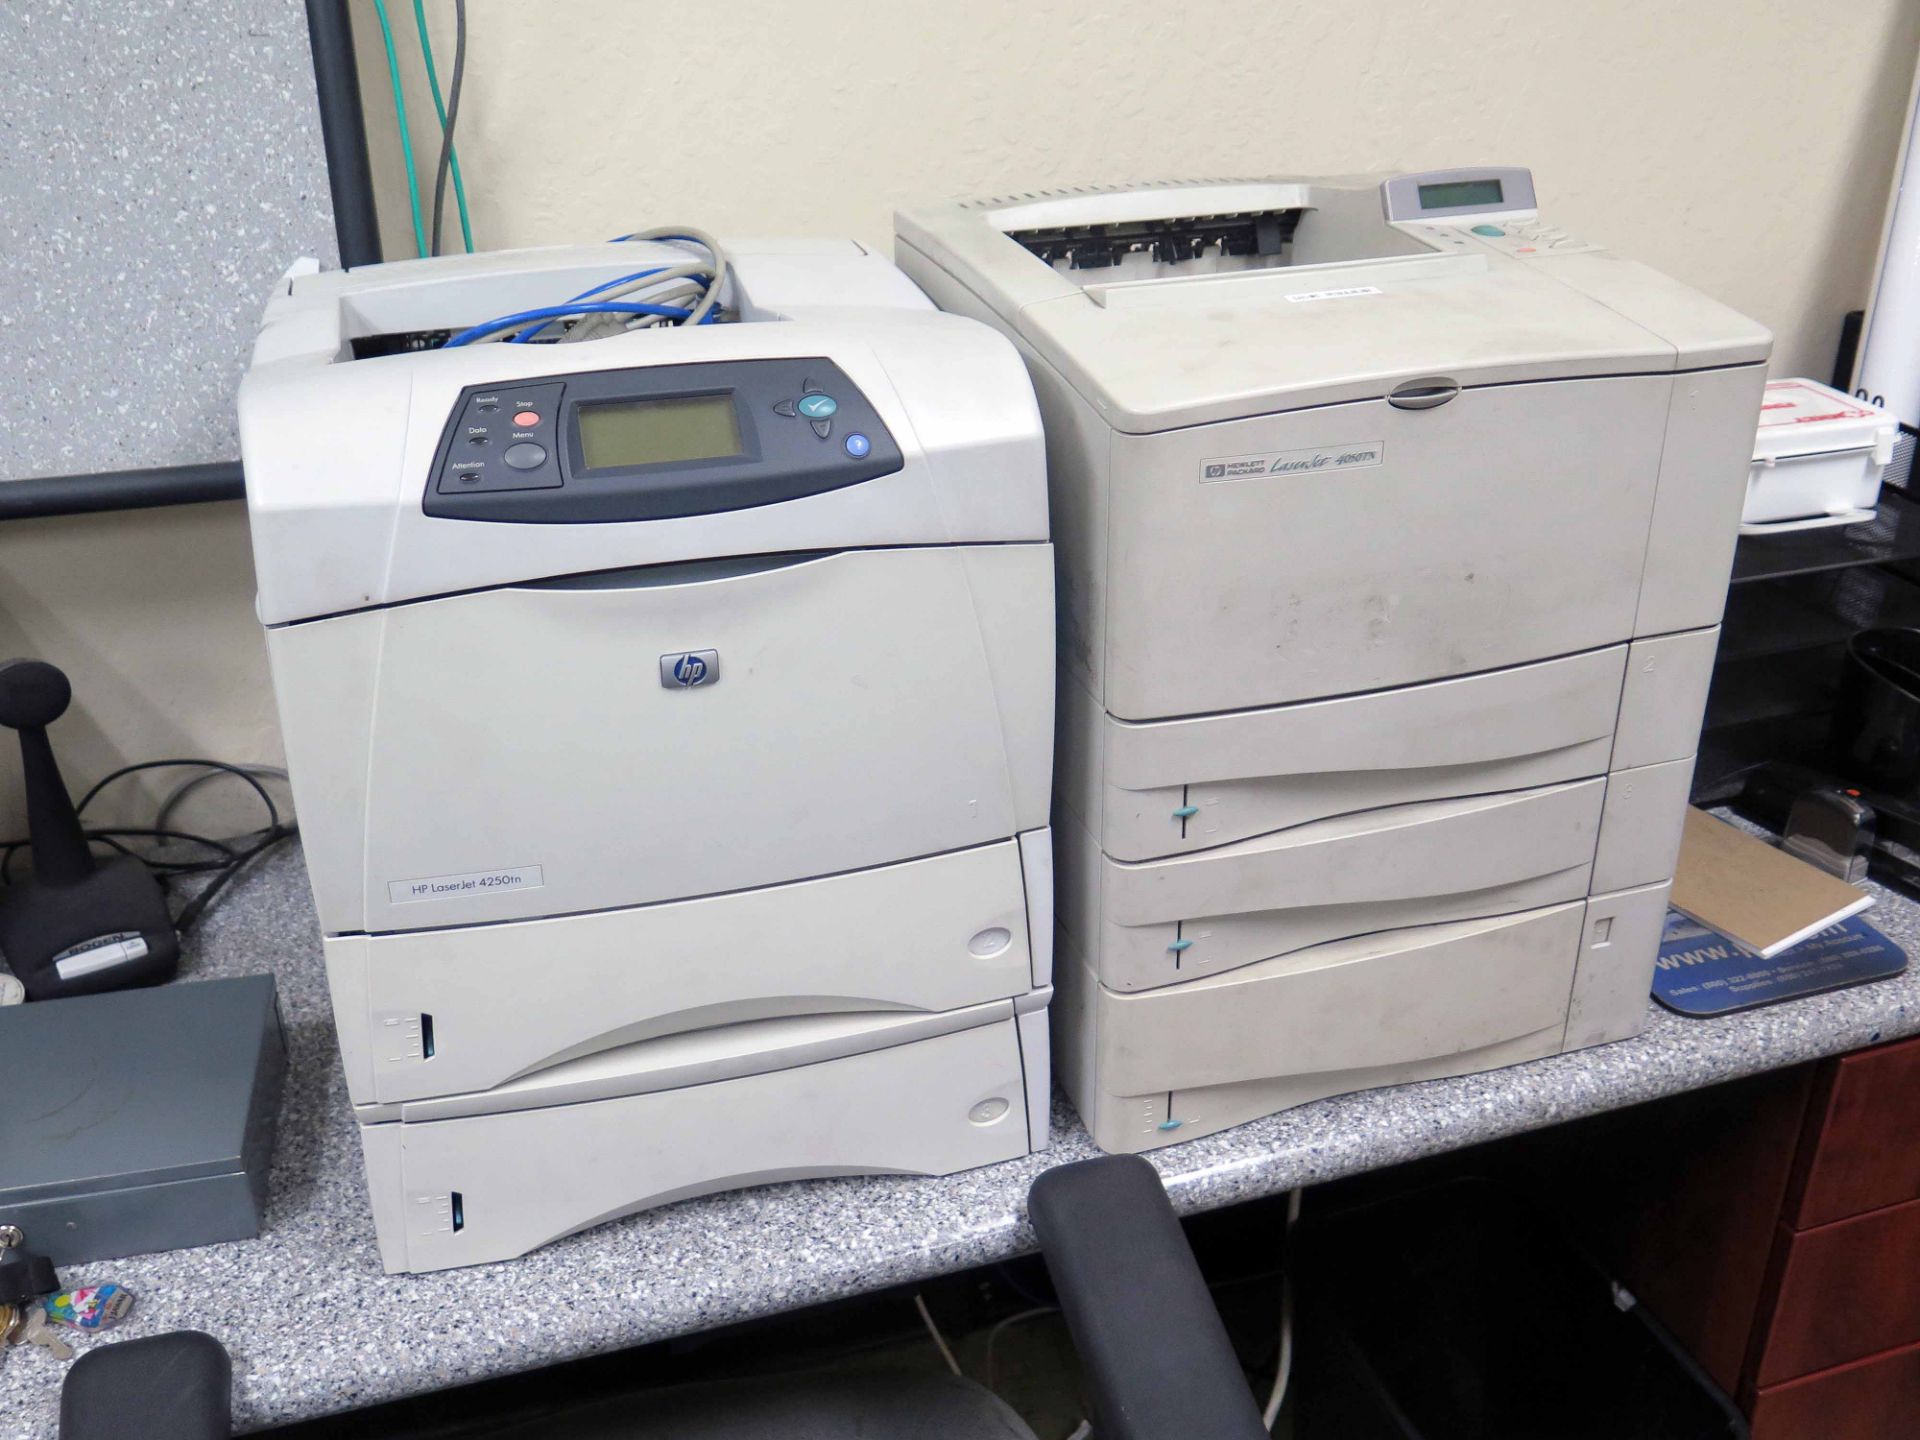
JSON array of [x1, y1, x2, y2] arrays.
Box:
[[78, 758, 281, 830], [1, 759, 297, 932], [172, 827, 294, 931]]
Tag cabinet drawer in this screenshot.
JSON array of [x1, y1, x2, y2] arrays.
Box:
[[1752, 1198, 1920, 1385], [1788, 1035, 1920, 1229], [1748, 1339, 1920, 1440]]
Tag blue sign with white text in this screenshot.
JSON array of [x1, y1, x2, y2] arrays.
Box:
[[1653, 910, 1907, 1017]]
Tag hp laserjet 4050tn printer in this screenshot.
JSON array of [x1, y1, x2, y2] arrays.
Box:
[[240, 239, 1054, 1270], [898, 167, 1770, 1153]]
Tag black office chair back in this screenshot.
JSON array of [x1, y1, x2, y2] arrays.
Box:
[[62, 1331, 229, 1440]]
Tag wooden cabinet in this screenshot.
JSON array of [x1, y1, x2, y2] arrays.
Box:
[[1741, 1036, 1920, 1436], [1746, 1341, 1920, 1440], [1785, 1040, 1920, 1228], [1750, 1197, 1920, 1386], [1532, 1032, 1920, 1439], [1521, 1062, 1813, 1395]]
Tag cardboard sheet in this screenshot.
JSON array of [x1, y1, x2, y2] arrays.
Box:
[[1671, 808, 1872, 959]]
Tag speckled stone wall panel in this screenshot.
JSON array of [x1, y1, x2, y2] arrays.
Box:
[[0, 1, 338, 482]]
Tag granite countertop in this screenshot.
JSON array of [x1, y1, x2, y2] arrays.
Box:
[[5, 839, 1920, 1437]]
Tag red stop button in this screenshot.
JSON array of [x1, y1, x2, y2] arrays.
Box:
[[512, 410, 540, 428]]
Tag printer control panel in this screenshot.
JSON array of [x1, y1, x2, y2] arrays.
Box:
[[423, 357, 903, 524], [1402, 217, 1601, 259], [1381, 166, 1600, 260]]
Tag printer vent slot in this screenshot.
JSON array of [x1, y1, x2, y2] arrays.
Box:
[[349, 329, 455, 360], [1007, 209, 1303, 273], [965, 177, 1268, 209]]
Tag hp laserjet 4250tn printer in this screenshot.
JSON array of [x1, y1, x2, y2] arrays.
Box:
[[240, 239, 1054, 1270], [898, 167, 1771, 1153]]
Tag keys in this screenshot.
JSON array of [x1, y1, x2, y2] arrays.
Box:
[[8, 1303, 75, 1360], [0, 1285, 138, 1369], [44, 1283, 134, 1331], [0, 1225, 77, 1364]]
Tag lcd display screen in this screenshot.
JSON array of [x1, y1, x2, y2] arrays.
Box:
[[1417, 178, 1505, 210], [576, 394, 742, 469]]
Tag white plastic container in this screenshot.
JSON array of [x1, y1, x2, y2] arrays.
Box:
[[1744, 379, 1898, 534]]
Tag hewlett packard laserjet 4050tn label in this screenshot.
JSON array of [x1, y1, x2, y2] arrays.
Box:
[[1200, 441, 1385, 483]]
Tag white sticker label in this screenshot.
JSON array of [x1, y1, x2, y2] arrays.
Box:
[[1284, 285, 1382, 303], [388, 865, 545, 904], [52, 931, 150, 979], [1200, 442, 1385, 483]]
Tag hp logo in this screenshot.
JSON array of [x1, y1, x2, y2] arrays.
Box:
[[659, 650, 719, 689]]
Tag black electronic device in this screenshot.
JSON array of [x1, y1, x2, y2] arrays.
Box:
[[1740, 760, 1920, 898], [0, 1224, 59, 1312], [1832, 627, 1920, 795], [1783, 786, 1877, 882], [0, 659, 178, 1000]]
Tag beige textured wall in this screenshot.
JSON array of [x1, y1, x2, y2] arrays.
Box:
[[0, 504, 283, 837], [361, 0, 1920, 378], [5, 1, 1918, 838]]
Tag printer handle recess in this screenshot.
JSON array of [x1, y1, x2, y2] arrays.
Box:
[[1385, 377, 1461, 411]]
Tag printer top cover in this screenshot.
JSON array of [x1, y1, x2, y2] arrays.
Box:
[[238, 239, 1046, 624], [896, 174, 1771, 433]]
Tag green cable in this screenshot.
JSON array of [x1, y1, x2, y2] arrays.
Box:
[[370, 0, 428, 258], [413, 0, 474, 253]]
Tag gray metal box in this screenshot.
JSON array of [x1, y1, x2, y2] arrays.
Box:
[[0, 975, 285, 1265]]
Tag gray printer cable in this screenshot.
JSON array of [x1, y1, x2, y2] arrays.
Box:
[[914, 1293, 963, 1377], [1259, 1187, 1303, 1430], [447, 230, 731, 348], [561, 228, 731, 343], [428, 0, 468, 259]]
